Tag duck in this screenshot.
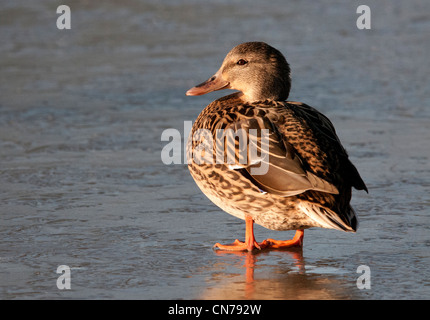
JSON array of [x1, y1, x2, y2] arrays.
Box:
[[186, 42, 368, 252]]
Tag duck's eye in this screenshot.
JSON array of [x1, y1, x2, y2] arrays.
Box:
[[236, 59, 248, 66]]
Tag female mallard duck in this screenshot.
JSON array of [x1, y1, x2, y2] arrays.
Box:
[[186, 42, 367, 251]]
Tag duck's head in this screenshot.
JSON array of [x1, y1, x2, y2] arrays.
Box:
[[186, 42, 291, 102]]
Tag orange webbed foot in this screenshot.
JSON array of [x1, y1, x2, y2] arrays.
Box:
[[264, 230, 304, 249], [212, 218, 304, 252], [213, 216, 270, 252], [213, 239, 268, 252]]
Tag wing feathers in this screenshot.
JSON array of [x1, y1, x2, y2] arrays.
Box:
[[220, 115, 339, 196]]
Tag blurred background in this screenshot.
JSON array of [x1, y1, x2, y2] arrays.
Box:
[[0, 0, 429, 299]]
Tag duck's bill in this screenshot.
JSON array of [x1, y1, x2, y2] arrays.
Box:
[[186, 70, 229, 96]]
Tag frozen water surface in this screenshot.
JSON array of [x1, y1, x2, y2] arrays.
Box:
[[0, 0, 429, 299]]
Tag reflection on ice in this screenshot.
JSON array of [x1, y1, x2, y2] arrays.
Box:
[[199, 249, 358, 300]]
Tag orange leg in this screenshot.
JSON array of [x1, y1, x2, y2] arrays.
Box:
[[213, 216, 268, 252], [264, 229, 304, 249]]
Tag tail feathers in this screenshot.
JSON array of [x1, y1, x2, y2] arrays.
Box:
[[299, 202, 358, 232]]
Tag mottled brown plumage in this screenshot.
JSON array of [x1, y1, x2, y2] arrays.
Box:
[[186, 42, 367, 251]]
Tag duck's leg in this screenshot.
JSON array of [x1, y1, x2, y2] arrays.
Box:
[[263, 230, 304, 249], [213, 216, 268, 252]]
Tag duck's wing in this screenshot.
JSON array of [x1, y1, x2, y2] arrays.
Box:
[[288, 103, 368, 193], [218, 112, 339, 197]]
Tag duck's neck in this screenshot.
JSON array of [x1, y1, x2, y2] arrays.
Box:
[[241, 80, 291, 102]]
